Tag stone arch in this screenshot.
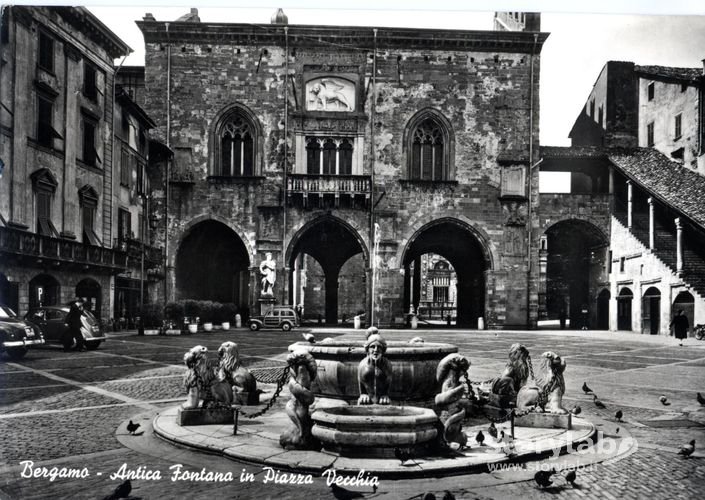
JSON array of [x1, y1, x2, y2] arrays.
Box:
[[28, 273, 61, 310], [208, 102, 264, 176], [542, 218, 608, 326], [399, 217, 491, 327], [617, 287, 634, 331], [174, 217, 252, 307], [402, 107, 455, 181], [76, 277, 102, 318], [173, 214, 255, 268], [286, 215, 369, 324], [398, 216, 495, 271]]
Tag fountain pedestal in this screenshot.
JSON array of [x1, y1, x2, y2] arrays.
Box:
[[311, 405, 439, 458]]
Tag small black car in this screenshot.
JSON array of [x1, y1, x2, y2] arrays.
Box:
[[25, 306, 106, 350], [0, 305, 45, 360]]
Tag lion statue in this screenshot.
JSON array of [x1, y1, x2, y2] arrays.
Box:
[[489, 343, 531, 407], [516, 351, 567, 414], [217, 341, 260, 406], [182, 345, 233, 410]]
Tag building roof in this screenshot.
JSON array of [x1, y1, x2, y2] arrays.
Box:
[[635, 65, 702, 84], [137, 18, 549, 53], [540, 146, 705, 228]]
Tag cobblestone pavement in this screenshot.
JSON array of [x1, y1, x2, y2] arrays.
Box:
[[0, 328, 704, 499]]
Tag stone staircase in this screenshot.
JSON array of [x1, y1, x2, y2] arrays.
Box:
[[614, 209, 705, 297]]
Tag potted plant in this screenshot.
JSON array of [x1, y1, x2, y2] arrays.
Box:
[[183, 300, 201, 333], [163, 302, 184, 334], [200, 300, 215, 332], [140, 304, 163, 335], [220, 303, 237, 331]]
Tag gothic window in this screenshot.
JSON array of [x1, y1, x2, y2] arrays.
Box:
[[410, 118, 446, 181], [219, 114, 254, 176], [305, 137, 354, 175]]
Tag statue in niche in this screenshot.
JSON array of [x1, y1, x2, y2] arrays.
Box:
[[308, 79, 354, 111], [259, 252, 276, 297], [357, 334, 392, 405]]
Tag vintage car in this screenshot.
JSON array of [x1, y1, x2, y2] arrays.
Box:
[[247, 306, 299, 331], [0, 305, 45, 360], [25, 305, 106, 350]]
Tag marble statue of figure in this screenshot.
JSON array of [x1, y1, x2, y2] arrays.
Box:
[[357, 334, 392, 405], [259, 252, 276, 296], [310, 79, 353, 111]]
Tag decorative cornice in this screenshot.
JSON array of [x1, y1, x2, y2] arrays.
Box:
[[137, 21, 549, 54]]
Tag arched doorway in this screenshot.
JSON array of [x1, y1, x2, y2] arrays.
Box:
[[288, 217, 367, 325], [402, 219, 489, 327], [29, 274, 61, 310], [617, 287, 633, 331], [175, 220, 250, 313], [76, 278, 102, 319], [673, 291, 695, 337], [641, 286, 661, 335], [0, 273, 19, 313], [543, 220, 607, 328], [596, 288, 610, 330]]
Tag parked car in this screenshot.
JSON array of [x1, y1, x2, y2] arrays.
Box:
[[25, 306, 106, 350], [0, 305, 45, 360], [248, 306, 299, 331]]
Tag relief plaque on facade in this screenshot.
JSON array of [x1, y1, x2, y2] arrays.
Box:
[[306, 77, 356, 112]]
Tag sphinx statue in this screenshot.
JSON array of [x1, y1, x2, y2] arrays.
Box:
[[357, 334, 392, 405]]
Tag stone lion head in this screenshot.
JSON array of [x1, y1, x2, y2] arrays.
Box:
[[535, 351, 566, 394], [217, 341, 241, 378], [184, 345, 208, 369]]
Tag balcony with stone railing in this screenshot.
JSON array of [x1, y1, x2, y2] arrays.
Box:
[[286, 174, 371, 210], [0, 226, 128, 272]]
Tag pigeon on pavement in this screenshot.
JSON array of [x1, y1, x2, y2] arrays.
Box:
[[126, 420, 140, 435], [593, 395, 606, 409], [571, 405, 582, 416], [102, 480, 131, 500], [534, 468, 556, 488], [302, 332, 316, 344], [487, 422, 498, 440], [565, 469, 577, 486], [697, 392, 705, 406], [475, 430, 485, 446], [582, 382, 593, 395], [678, 440, 696, 458], [659, 395, 671, 406], [615, 410, 623, 422]]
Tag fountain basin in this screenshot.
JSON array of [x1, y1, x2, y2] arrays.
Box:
[[311, 405, 439, 457], [289, 340, 457, 403]]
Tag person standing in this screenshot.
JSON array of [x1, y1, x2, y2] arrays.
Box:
[[64, 300, 86, 352], [670, 309, 689, 347]]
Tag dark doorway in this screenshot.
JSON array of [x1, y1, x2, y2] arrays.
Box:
[[543, 220, 607, 327], [288, 217, 366, 325], [29, 274, 61, 310], [175, 220, 250, 311], [403, 219, 488, 327], [617, 287, 633, 331], [596, 288, 610, 330], [0, 273, 19, 313], [76, 278, 102, 319], [673, 291, 695, 337], [641, 286, 661, 335]]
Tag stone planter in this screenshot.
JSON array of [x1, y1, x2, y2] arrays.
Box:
[[203, 322, 213, 332], [187, 324, 198, 334], [312, 405, 439, 457], [221, 321, 230, 331], [289, 340, 457, 403]]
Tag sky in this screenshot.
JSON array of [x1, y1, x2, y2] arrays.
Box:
[[25, 1, 705, 147]]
